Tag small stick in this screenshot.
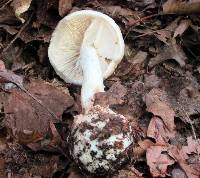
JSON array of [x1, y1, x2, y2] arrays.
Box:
[[0, 0, 12, 10], [124, 13, 160, 40], [2, 12, 33, 53]]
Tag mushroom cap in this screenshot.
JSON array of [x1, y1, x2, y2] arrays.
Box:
[[68, 105, 133, 175], [48, 10, 125, 85]]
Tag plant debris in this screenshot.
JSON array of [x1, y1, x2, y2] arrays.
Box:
[[0, 0, 200, 177]]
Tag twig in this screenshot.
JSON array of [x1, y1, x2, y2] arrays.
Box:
[[124, 13, 159, 40], [2, 12, 33, 53], [0, 0, 12, 10]]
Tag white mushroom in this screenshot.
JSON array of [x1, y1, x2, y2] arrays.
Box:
[[48, 10, 124, 113], [48, 10, 133, 175]]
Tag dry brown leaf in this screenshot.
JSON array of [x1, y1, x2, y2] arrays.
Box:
[[155, 29, 172, 45], [0, 5, 19, 24], [148, 39, 187, 68], [163, 0, 200, 14], [0, 159, 5, 178], [11, 0, 32, 23], [59, 0, 74, 17], [181, 137, 200, 159], [4, 79, 74, 135], [94, 81, 127, 107], [169, 145, 200, 178], [0, 69, 62, 121], [147, 117, 174, 144], [17, 130, 44, 145], [134, 139, 155, 157], [146, 146, 175, 177], [0, 69, 24, 88], [130, 50, 147, 65], [147, 100, 175, 132], [171, 167, 187, 178], [138, 139, 155, 150], [20, 26, 52, 43], [144, 73, 161, 89], [29, 156, 60, 177], [112, 168, 141, 178], [174, 19, 191, 38], [154, 17, 181, 44], [145, 90, 175, 132], [88, 2, 143, 27], [0, 61, 5, 70]]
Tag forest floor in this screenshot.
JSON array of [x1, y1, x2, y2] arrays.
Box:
[[0, 0, 200, 178]]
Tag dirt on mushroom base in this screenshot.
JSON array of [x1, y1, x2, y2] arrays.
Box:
[[0, 0, 200, 178]]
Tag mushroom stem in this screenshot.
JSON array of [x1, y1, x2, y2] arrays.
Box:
[[80, 46, 104, 113]]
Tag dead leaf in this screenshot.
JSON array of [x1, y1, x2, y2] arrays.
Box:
[[94, 81, 127, 107], [147, 117, 174, 144], [35, 0, 58, 29], [172, 167, 187, 178], [163, 0, 200, 14], [148, 39, 187, 68], [0, 159, 5, 178], [20, 26, 52, 43], [59, 0, 74, 17], [138, 139, 155, 150], [169, 145, 200, 178], [133, 139, 154, 158], [112, 168, 141, 178], [154, 17, 181, 45], [144, 73, 161, 88], [0, 69, 61, 121], [130, 50, 147, 65], [88, 2, 143, 27], [48, 121, 62, 146], [144, 84, 200, 123], [147, 100, 175, 131], [177, 86, 200, 118], [174, 19, 191, 38], [0, 5, 19, 25], [11, 0, 32, 23], [145, 90, 175, 132], [146, 146, 175, 177], [0, 61, 5, 70], [181, 137, 200, 159], [0, 24, 19, 35], [4, 79, 74, 135], [17, 130, 44, 145], [29, 156, 60, 177], [0, 69, 24, 89]]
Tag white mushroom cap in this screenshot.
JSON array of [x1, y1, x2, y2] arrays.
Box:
[[48, 10, 124, 85], [69, 105, 133, 174]]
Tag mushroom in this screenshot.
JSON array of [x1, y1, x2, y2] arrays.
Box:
[[48, 10, 134, 175], [48, 10, 124, 113]]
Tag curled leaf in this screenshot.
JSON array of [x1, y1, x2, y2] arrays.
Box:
[[11, 0, 32, 23]]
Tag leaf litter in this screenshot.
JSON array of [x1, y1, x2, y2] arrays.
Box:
[[0, 0, 200, 177]]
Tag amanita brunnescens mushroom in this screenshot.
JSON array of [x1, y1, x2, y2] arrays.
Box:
[[48, 10, 134, 175]]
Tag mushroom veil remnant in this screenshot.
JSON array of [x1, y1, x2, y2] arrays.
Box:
[[48, 10, 133, 175], [48, 10, 124, 112], [69, 105, 134, 175]]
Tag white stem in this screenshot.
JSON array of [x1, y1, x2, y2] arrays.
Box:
[[80, 45, 104, 113]]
